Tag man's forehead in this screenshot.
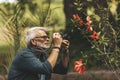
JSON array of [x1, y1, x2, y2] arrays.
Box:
[[35, 30, 47, 36]]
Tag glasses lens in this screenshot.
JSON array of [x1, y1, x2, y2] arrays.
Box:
[[41, 36, 49, 38]]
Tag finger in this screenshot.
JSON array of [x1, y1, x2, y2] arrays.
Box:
[[63, 40, 69, 43], [53, 33, 62, 38], [62, 41, 69, 46], [53, 33, 58, 38], [56, 33, 62, 38], [53, 33, 56, 38]]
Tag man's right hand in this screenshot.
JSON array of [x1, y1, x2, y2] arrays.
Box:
[[52, 33, 63, 48]]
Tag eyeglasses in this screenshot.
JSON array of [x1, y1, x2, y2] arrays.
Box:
[[35, 36, 49, 39]]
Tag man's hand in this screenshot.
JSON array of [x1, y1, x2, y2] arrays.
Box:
[[61, 40, 70, 68], [52, 33, 63, 48], [61, 40, 70, 50]]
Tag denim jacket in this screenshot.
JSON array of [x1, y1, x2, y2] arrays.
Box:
[[8, 47, 68, 80]]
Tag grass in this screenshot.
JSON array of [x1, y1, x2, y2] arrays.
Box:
[[0, 41, 11, 54], [48, 3, 66, 31]]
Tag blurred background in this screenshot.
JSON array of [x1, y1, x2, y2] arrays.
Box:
[[0, 0, 120, 80]]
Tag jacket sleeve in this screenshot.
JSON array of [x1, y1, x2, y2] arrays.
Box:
[[53, 60, 68, 74], [13, 51, 53, 75]]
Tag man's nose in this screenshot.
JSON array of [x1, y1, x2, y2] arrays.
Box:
[[46, 37, 49, 41]]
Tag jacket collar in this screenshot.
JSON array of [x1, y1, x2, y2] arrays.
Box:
[[27, 46, 48, 57]]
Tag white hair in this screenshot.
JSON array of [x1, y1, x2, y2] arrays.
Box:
[[26, 27, 47, 45]]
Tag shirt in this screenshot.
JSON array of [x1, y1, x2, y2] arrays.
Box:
[[8, 47, 68, 80]]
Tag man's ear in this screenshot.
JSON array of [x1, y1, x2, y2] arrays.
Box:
[[30, 39, 37, 46]]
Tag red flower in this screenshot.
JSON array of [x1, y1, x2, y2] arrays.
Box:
[[86, 24, 93, 32], [78, 19, 83, 26], [73, 14, 80, 20], [90, 31, 99, 40], [86, 16, 92, 23], [74, 59, 86, 75], [73, 14, 84, 25], [86, 16, 93, 32]]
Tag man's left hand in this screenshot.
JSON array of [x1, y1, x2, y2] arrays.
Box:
[[61, 40, 70, 50]]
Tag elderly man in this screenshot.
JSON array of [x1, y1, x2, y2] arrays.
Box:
[[8, 27, 69, 80]]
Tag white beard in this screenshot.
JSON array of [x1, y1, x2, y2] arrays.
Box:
[[37, 42, 50, 48], [36, 42, 50, 53]]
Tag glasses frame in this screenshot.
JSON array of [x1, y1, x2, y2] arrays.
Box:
[[35, 36, 49, 39]]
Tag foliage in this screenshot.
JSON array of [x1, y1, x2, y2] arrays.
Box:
[[63, 0, 120, 79]]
